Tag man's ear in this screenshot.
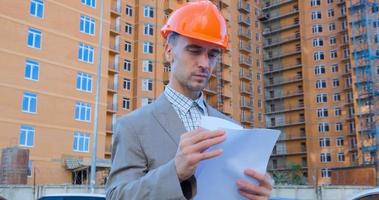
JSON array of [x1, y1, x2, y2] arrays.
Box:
[[165, 44, 173, 63]]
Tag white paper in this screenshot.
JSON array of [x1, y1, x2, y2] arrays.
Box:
[[195, 116, 280, 200]]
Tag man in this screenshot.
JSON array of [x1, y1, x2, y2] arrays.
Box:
[[106, 1, 273, 199]]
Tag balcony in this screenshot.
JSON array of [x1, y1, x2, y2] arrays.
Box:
[[109, 43, 120, 54], [361, 144, 378, 152], [277, 132, 306, 141], [262, 0, 296, 11], [239, 42, 252, 53], [110, 5, 121, 16], [260, 9, 299, 23], [265, 103, 304, 115], [263, 33, 300, 48], [204, 84, 217, 95], [107, 83, 118, 93], [222, 70, 231, 82], [238, 15, 251, 26], [271, 147, 307, 157], [263, 63, 302, 74], [106, 103, 117, 113], [240, 69, 252, 81], [238, 0, 251, 13], [238, 28, 252, 40], [267, 163, 308, 171], [267, 117, 305, 128], [265, 75, 303, 88], [265, 90, 303, 101], [105, 144, 112, 156], [240, 85, 253, 95], [110, 24, 120, 35], [240, 98, 253, 109], [264, 49, 301, 61], [106, 125, 113, 134], [263, 22, 300, 35], [108, 62, 119, 73], [222, 54, 232, 67], [239, 56, 252, 67], [241, 114, 254, 124]]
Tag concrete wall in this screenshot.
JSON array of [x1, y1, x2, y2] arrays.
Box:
[[0, 185, 375, 200]]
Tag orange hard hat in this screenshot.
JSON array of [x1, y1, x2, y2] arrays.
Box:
[[161, 1, 228, 49]]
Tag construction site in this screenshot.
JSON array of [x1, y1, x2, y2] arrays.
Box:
[[0, 0, 378, 193]]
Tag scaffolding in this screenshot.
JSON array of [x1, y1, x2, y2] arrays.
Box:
[[349, 0, 379, 167]]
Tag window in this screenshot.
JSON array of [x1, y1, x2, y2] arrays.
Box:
[[123, 78, 131, 90], [144, 23, 154, 36], [314, 65, 325, 75], [317, 108, 328, 117], [125, 41, 132, 52], [78, 43, 94, 63], [321, 168, 331, 177], [336, 122, 343, 131], [313, 38, 323, 47], [314, 51, 324, 60], [330, 50, 337, 59], [143, 41, 153, 53], [312, 24, 323, 33], [141, 97, 153, 106], [25, 59, 39, 81], [316, 94, 328, 103], [311, 0, 321, 6], [332, 79, 340, 87], [319, 122, 330, 132], [30, 0, 44, 18], [75, 102, 91, 122], [19, 125, 35, 147], [143, 5, 154, 18], [142, 60, 153, 72], [328, 23, 336, 31], [27, 160, 32, 177], [327, 0, 334, 4], [328, 9, 334, 17], [335, 107, 341, 116], [73, 132, 90, 152], [125, 23, 132, 34], [329, 36, 337, 45], [311, 11, 322, 20], [27, 28, 41, 49], [126, 5, 133, 16], [319, 138, 330, 147], [333, 93, 341, 101], [142, 79, 153, 91], [337, 153, 345, 162], [316, 80, 326, 88], [76, 72, 92, 92], [320, 153, 331, 162], [81, 0, 95, 8], [337, 137, 344, 146], [22, 92, 37, 113], [80, 15, 95, 35], [331, 64, 338, 72], [122, 97, 130, 109], [373, 20, 379, 28], [124, 59, 131, 71], [375, 34, 379, 44]]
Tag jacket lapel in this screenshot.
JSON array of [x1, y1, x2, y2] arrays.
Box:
[[152, 94, 186, 146]]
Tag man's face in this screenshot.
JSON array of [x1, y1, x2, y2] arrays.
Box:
[[166, 35, 221, 94]]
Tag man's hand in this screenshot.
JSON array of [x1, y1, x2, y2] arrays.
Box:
[[175, 128, 226, 181], [236, 169, 273, 200]]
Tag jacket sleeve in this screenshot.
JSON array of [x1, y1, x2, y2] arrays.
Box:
[[105, 116, 190, 200]]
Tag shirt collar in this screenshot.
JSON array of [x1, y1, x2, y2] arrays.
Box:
[[164, 85, 207, 114]]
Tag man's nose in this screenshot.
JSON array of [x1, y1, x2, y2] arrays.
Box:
[[198, 53, 210, 69]]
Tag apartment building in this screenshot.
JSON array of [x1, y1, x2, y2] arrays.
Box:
[[261, 0, 379, 185], [0, 0, 110, 184]]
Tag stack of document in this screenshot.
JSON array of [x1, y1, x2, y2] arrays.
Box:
[[195, 116, 280, 200]]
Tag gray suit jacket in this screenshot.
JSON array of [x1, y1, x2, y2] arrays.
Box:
[[106, 93, 233, 200]]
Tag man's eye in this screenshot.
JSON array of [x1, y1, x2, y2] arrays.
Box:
[[188, 49, 201, 54]]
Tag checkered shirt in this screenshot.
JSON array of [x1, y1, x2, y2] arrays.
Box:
[[164, 86, 208, 131]]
